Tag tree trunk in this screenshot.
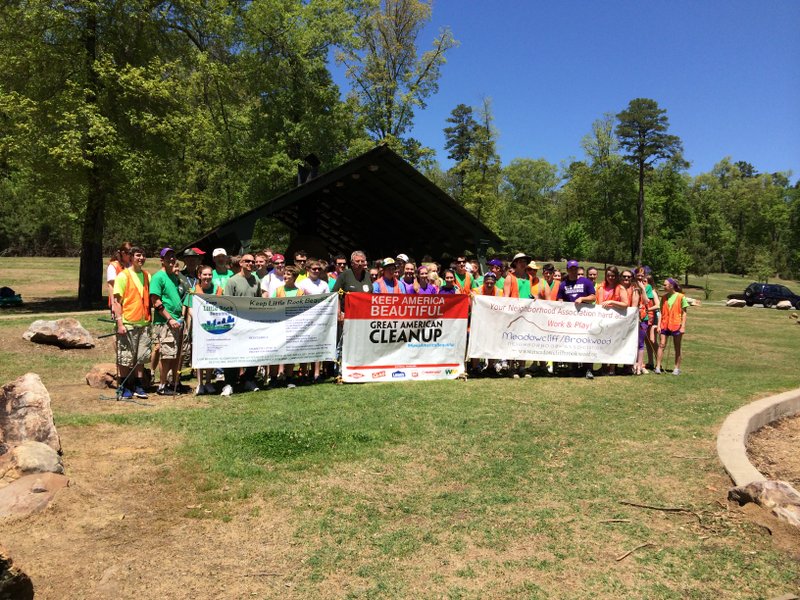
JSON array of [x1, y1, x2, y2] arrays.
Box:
[[77, 8, 104, 309], [636, 161, 645, 265]]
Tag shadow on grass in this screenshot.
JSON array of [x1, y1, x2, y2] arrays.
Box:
[[0, 297, 105, 314]]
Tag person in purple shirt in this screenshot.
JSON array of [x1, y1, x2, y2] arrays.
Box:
[[557, 259, 597, 379], [557, 259, 597, 304], [416, 264, 439, 294]]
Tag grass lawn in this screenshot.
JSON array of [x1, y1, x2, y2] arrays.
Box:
[[1, 258, 799, 598]]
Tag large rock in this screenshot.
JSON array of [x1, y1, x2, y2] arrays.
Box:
[[0, 441, 64, 486], [776, 300, 793, 310], [726, 298, 746, 308], [0, 544, 34, 600], [86, 363, 117, 389], [0, 373, 61, 453], [729, 480, 800, 528], [22, 317, 94, 349], [0, 472, 69, 519]]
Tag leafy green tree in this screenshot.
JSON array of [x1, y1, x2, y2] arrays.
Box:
[[459, 98, 502, 231], [615, 98, 682, 264], [336, 0, 456, 164], [497, 157, 559, 257]]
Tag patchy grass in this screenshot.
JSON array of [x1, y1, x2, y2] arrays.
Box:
[[1, 258, 799, 598]]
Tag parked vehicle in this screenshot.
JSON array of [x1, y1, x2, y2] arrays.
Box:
[[743, 282, 800, 308]]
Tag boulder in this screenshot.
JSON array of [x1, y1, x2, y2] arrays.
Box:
[[0, 472, 69, 519], [776, 300, 793, 310], [0, 544, 34, 600], [726, 298, 746, 307], [0, 373, 61, 453], [86, 363, 118, 389], [729, 480, 800, 528], [0, 441, 64, 486], [22, 318, 94, 349]]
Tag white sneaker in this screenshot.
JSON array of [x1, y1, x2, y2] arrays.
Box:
[[672, 368, 681, 376], [220, 384, 233, 397], [654, 367, 662, 374]]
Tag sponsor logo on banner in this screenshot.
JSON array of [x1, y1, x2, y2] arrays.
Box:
[[391, 370, 406, 378], [350, 372, 364, 379], [444, 368, 457, 375], [411, 371, 419, 378], [200, 297, 238, 335], [372, 371, 385, 379], [423, 370, 441, 375]]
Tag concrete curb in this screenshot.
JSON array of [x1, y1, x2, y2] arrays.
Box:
[[717, 388, 800, 486]]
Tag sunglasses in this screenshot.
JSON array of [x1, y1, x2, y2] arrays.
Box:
[[241, 259, 254, 263], [336, 262, 347, 267], [310, 267, 321, 271]]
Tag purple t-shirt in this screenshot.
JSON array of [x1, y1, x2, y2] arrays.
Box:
[[557, 277, 595, 302], [417, 283, 439, 294]]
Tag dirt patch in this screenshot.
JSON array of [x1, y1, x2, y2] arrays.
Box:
[[748, 413, 800, 487], [1, 424, 302, 599]]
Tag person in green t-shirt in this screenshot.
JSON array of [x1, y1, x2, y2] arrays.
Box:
[[211, 248, 234, 291], [150, 248, 188, 396]]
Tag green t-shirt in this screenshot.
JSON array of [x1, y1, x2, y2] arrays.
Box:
[[665, 293, 689, 310], [150, 270, 184, 323], [212, 268, 234, 291], [454, 272, 478, 291], [272, 287, 301, 298]]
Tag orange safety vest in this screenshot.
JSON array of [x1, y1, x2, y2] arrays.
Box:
[[596, 282, 622, 304], [503, 272, 531, 298], [541, 279, 559, 300], [119, 268, 151, 323], [453, 272, 473, 295], [530, 276, 543, 298], [375, 277, 400, 294], [474, 284, 502, 297], [276, 286, 304, 297], [107, 260, 125, 307], [193, 283, 222, 296], [660, 293, 685, 331]]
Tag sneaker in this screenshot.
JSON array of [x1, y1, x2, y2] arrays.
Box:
[[157, 385, 176, 396], [220, 384, 233, 397], [120, 387, 133, 399], [286, 382, 297, 389], [202, 383, 216, 395], [672, 368, 681, 376], [654, 367, 662, 374], [133, 386, 148, 399], [242, 380, 260, 393], [585, 369, 594, 380], [176, 383, 192, 394]]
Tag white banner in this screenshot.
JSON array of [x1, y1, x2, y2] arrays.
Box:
[[191, 293, 338, 368], [341, 293, 469, 382], [468, 297, 639, 364]]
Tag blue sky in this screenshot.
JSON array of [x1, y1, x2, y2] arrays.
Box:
[[332, 1, 800, 179]]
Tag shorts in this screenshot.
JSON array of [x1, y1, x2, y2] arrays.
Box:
[[155, 323, 179, 359], [117, 325, 151, 368], [638, 321, 648, 350], [660, 328, 682, 337]]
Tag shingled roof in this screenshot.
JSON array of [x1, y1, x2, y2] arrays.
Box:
[[184, 144, 502, 260]]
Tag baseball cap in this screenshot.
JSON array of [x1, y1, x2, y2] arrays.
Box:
[[212, 248, 227, 258], [272, 253, 285, 263], [527, 261, 540, 270], [182, 247, 205, 257], [483, 271, 497, 280], [566, 259, 580, 268], [396, 253, 409, 262], [381, 257, 396, 268], [159, 247, 175, 258], [487, 259, 503, 268]]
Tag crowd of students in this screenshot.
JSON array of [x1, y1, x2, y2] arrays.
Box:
[[106, 243, 689, 398]]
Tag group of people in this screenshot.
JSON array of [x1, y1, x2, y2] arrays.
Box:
[[107, 243, 689, 398]]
